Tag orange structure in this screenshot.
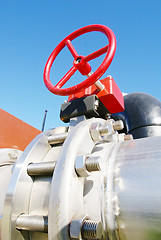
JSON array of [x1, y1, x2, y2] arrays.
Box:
[[0, 108, 41, 151]]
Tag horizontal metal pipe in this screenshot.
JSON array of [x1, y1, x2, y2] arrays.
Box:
[[48, 132, 68, 145], [16, 214, 48, 233], [27, 162, 56, 176], [106, 136, 161, 240]]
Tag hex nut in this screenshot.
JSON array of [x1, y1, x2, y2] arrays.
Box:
[[112, 120, 124, 131], [90, 120, 116, 142], [99, 120, 114, 137], [69, 216, 89, 240], [8, 149, 19, 160], [90, 122, 102, 141], [117, 133, 125, 142], [124, 134, 133, 141], [75, 156, 90, 177], [70, 219, 82, 239]]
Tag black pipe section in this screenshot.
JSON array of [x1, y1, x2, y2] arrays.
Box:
[[112, 92, 161, 139]]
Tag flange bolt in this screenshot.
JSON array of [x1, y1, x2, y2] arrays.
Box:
[[112, 120, 124, 131], [124, 134, 133, 141], [81, 220, 103, 239], [85, 156, 102, 172]]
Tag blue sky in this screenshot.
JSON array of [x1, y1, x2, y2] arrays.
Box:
[[0, 0, 161, 130]]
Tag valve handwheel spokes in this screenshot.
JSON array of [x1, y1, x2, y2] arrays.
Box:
[[43, 24, 116, 96]]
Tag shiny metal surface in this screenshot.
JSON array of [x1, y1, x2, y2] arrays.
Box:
[[1, 126, 66, 240], [75, 155, 90, 177], [1, 117, 161, 240], [90, 121, 114, 141], [27, 162, 56, 176], [94, 80, 105, 91], [69, 216, 88, 239], [85, 156, 102, 172], [48, 132, 68, 145], [81, 220, 103, 240], [111, 136, 161, 240], [87, 72, 105, 91], [2, 130, 52, 240], [112, 120, 124, 131], [0, 149, 22, 237], [48, 118, 108, 240], [16, 214, 48, 233]]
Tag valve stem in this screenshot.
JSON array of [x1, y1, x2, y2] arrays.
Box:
[[87, 72, 105, 91]]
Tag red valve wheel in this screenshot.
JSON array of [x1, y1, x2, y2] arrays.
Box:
[[43, 24, 116, 96]]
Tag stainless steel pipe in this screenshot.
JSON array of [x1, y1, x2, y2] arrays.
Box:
[[1, 120, 161, 240], [105, 136, 161, 240]]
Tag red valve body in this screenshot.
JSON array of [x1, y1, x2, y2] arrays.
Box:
[[68, 76, 124, 114]]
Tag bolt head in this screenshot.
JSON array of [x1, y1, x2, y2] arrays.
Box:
[[8, 149, 19, 160]]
